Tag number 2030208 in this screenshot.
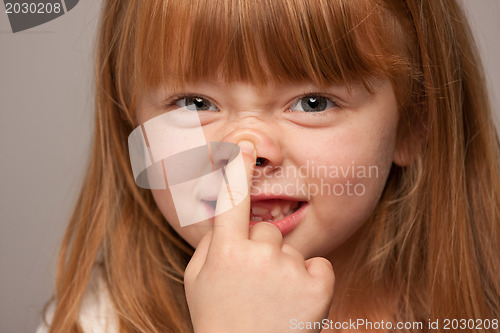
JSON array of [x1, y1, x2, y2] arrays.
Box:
[[443, 318, 498, 330], [5, 2, 62, 14]]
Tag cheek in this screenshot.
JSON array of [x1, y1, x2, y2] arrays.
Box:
[[308, 144, 393, 229], [151, 189, 211, 248], [318, 119, 397, 214], [285, 109, 398, 255]]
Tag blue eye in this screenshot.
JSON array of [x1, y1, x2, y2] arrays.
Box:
[[290, 95, 337, 112], [176, 96, 218, 111]]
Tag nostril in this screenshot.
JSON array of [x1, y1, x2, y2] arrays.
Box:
[[255, 157, 268, 167]]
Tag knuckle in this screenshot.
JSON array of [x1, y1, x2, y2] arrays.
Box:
[[255, 242, 279, 263], [215, 242, 239, 262], [318, 257, 334, 272], [183, 266, 195, 286], [281, 244, 304, 260], [308, 258, 335, 293], [315, 277, 335, 297]]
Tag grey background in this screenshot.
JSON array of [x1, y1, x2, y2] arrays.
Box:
[[0, 1, 498, 332]]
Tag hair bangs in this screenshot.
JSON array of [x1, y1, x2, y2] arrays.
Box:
[[132, 0, 413, 94]]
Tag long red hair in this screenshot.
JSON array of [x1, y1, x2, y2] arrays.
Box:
[[44, 0, 500, 332]]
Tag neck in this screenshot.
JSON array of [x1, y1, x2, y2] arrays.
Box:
[[324, 230, 398, 326]]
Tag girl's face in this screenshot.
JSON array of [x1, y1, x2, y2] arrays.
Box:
[[136, 78, 401, 259]]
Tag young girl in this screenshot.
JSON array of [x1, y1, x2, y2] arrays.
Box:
[[39, 0, 500, 332]]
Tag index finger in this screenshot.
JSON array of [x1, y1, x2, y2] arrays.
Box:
[[211, 140, 256, 243]]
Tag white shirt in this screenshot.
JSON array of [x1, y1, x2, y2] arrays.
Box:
[[36, 268, 118, 332]]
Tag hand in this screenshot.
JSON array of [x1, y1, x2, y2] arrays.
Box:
[[184, 140, 335, 333]]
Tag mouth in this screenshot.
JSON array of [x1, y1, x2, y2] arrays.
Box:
[[250, 199, 301, 222], [249, 199, 306, 235], [201, 196, 307, 235]]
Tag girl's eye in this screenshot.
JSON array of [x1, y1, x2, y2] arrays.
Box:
[[176, 96, 218, 111], [290, 95, 337, 112]]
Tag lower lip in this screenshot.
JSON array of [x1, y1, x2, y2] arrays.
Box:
[[249, 202, 307, 236]]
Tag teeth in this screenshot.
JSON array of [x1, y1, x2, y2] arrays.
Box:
[[274, 213, 284, 221], [252, 207, 269, 215], [251, 201, 302, 221], [270, 206, 281, 217]]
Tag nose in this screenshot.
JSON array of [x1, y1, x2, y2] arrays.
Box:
[[219, 128, 283, 171]]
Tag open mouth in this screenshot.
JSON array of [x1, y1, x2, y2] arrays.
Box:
[[249, 199, 306, 235], [201, 197, 306, 235], [250, 199, 302, 222]]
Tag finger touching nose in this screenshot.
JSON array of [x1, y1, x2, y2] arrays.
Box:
[[219, 129, 283, 169]]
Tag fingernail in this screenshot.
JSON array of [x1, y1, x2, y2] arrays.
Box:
[[237, 140, 255, 157]]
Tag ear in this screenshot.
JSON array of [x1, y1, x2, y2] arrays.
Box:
[[393, 118, 427, 167], [393, 138, 411, 166]]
